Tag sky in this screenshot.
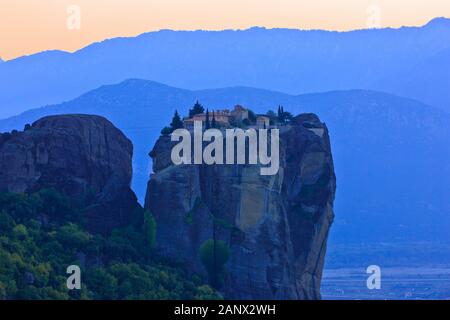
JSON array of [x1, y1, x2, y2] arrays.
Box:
[[0, 0, 449, 60]]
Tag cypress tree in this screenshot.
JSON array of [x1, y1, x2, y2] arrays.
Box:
[[170, 110, 183, 131], [211, 111, 217, 128], [205, 109, 210, 129], [189, 100, 205, 117]]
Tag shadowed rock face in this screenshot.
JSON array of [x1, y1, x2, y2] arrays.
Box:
[[0, 114, 141, 234], [145, 113, 336, 299]]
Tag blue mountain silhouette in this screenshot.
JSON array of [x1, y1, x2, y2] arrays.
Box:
[[1, 18, 450, 118], [373, 46, 450, 111]]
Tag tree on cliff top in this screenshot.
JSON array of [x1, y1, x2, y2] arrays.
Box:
[[205, 109, 211, 129], [170, 110, 183, 131], [277, 105, 293, 124], [211, 111, 217, 128], [189, 100, 205, 118]]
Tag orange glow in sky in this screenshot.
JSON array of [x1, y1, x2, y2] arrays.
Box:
[[0, 0, 449, 60]]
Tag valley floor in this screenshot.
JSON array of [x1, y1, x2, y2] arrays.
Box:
[[321, 241, 450, 300], [322, 266, 450, 300], [321, 242, 450, 299]]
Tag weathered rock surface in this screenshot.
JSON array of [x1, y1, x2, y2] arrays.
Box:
[[0, 114, 141, 234], [145, 113, 336, 299]]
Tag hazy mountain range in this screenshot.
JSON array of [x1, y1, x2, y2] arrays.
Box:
[[1, 79, 449, 244], [1, 17, 450, 119], [375, 45, 450, 112]]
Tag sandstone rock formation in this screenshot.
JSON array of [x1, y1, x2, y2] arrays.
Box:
[[0, 114, 141, 234], [145, 113, 336, 299]]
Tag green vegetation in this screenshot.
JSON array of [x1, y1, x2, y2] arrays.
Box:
[[199, 239, 230, 289], [205, 109, 210, 129], [277, 105, 293, 124], [0, 189, 221, 300], [160, 102, 294, 133], [185, 197, 203, 224], [211, 111, 217, 128], [161, 110, 184, 134], [247, 110, 256, 123], [170, 110, 184, 131], [143, 209, 156, 249], [189, 100, 205, 118], [160, 126, 172, 135]]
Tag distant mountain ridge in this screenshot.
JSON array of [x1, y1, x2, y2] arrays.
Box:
[[1, 79, 449, 244], [374, 46, 450, 111], [1, 17, 450, 118]]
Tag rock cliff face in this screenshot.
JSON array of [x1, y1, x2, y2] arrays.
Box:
[[145, 113, 336, 299], [0, 114, 141, 234]]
